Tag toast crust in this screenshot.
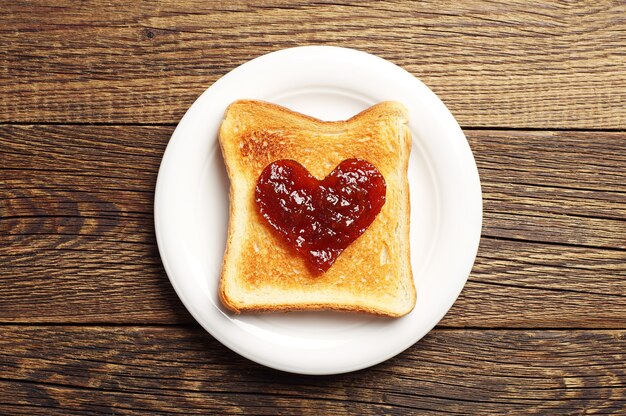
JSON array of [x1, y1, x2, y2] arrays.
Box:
[[219, 100, 415, 317]]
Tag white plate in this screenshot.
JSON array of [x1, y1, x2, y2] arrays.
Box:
[[155, 46, 482, 375]]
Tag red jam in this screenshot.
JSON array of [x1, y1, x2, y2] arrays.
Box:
[[255, 159, 386, 273]]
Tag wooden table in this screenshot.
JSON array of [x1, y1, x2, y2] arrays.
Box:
[[2, 2, 625, 414]]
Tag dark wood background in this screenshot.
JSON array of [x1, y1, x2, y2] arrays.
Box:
[[1, 1, 625, 414]]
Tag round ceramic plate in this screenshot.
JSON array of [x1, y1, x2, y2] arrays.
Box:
[[155, 46, 482, 375]]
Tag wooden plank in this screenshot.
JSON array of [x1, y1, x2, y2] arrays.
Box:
[[442, 237, 626, 328], [0, 326, 624, 414], [2, 1, 625, 128], [475, 130, 626, 249], [1, 126, 623, 245], [1, 125, 625, 325]]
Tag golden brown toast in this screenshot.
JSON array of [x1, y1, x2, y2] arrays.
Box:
[[218, 100, 415, 317]]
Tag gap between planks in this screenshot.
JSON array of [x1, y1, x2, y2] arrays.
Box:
[[0, 323, 624, 331], [1, 121, 626, 133]]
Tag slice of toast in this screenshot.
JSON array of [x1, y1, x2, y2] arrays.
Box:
[[218, 100, 415, 317]]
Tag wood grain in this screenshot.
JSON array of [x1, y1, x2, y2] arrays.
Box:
[[475, 130, 626, 249], [0, 326, 624, 415], [2, 2, 625, 413], [0, 125, 624, 325], [2, 1, 626, 128]]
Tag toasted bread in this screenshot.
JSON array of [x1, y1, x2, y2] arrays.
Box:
[[218, 100, 415, 317]]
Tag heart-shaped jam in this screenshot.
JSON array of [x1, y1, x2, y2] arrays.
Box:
[[255, 159, 386, 273]]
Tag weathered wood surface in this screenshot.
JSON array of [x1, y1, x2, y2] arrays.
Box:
[[2, 1, 626, 414], [2, 1, 626, 128], [1, 126, 624, 325], [0, 326, 624, 415]]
